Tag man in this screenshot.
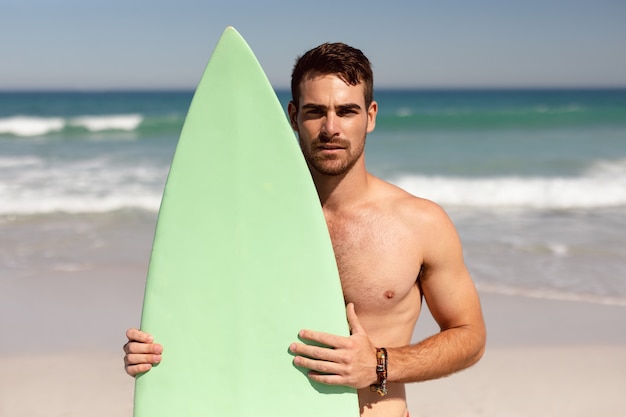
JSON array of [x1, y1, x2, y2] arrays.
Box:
[[124, 43, 486, 417]]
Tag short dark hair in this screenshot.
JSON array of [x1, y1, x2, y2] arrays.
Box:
[[290, 42, 374, 107]]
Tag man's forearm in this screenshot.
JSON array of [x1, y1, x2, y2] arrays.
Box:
[[386, 325, 485, 384]]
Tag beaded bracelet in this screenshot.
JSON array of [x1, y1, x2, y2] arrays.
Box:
[[369, 347, 388, 396]]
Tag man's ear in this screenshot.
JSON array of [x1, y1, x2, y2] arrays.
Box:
[[366, 100, 378, 133], [287, 101, 299, 132]]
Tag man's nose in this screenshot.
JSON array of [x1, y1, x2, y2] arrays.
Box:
[[321, 113, 339, 138]]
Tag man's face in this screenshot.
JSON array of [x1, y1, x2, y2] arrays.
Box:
[[288, 74, 377, 177]]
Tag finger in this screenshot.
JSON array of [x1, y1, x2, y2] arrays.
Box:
[[307, 371, 347, 386], [124, 352, 159, 377], [298, 329, 348, 349], [308, 368, 370, 389], [124, 352, 162, 367], [290, 342, 343, 363], [292, 355, 343, 375], [346, 303, 366, 335], [124, 341, 163, 355], [126, 328, 154, 344], [125, 363, 154, 377]]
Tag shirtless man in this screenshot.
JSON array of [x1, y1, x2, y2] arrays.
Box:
[[124, 43, 486, 417]]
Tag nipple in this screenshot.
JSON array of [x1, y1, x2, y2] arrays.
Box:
[[384, 290, 395, 299]]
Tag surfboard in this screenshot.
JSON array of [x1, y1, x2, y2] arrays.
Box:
[[134, 27, 358, 417]]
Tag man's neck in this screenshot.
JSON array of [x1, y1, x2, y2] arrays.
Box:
[[311, 164, 371, 212]]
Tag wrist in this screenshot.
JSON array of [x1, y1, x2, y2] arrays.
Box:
[[369, 347, 388, 396]]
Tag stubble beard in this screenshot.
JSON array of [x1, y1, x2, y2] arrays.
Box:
[[302, 136, 366, 177]]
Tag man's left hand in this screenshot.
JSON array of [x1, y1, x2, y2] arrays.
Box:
[[289, 303, 377, 389]]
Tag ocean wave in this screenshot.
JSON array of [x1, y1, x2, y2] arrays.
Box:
[[0, 156, 168, 215], [3, 172, 623, 215], [0, 156, 42, 168], [69, 114, 143, 132], [2, 153, 625, 215], [0, 114, 145, 137], [584, 158, 626, 177], [391, 171, 626, 209], [0, 174, 164, 215], [0, 116, 66, 137], [0, 194, 162, 215], [476, 283, 626, 306]]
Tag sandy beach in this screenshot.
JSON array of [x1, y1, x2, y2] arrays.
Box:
[[2, 253, 625, 417], [2, 344, 625, 417], [407, 293, 626, 417]]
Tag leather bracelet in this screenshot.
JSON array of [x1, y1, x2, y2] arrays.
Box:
[[369, 347, 388, 396]]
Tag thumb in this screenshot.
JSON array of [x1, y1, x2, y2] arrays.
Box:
[[346, 303, 366, 335]]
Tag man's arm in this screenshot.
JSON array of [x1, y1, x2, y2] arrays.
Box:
[[385, 202, 485, 383], [289, 202, 485, 388]]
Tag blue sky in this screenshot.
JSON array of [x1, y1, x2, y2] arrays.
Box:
[[3, 0, 626, 90]]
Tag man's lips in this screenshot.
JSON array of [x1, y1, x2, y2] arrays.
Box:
[[316, 146, 345, 157], [315, 141, 347, 151]]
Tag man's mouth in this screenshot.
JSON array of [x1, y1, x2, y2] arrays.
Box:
[[316, 141, 347, 151]]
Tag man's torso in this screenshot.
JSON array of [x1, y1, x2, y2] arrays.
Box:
[[323, 178, 426, 417]]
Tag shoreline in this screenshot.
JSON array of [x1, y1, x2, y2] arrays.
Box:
[[415, 291, 626, 348]]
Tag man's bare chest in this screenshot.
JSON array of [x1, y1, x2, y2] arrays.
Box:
[[325, 214, 422, 312]]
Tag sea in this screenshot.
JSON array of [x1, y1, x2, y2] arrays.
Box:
[[1, 89, 625, 307]]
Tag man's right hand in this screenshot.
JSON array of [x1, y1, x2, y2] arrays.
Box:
[[123, 328, 163, 377]]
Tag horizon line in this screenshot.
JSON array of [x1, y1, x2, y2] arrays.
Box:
[[2, 85, 626, 93]]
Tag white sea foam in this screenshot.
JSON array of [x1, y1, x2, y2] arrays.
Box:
[[0, 156, 42, 168], [0, 116, 65, 137], [476, 283, 626, 306], [534, 104, 583, 113], [2, 172, 625, 215], [0, 195, 162, 215], [69, 114, 143, 132], [0, 157, 167, 215], [396, 108, 412, 117], [391, 172, 626, 209], [0, 114, 144, 137], [0, 188, 163, 215], [584, 158, 626, 178], [2, 152, 626, 215]]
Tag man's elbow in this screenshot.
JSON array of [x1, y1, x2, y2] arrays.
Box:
[[468, 323, 487, 367]]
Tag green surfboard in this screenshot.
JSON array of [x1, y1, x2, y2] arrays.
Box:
[[134, 27, 358, 416]]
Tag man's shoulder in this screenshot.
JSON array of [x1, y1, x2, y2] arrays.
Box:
[[370, 175, 449, 223], [371, 177, 465, 269]]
